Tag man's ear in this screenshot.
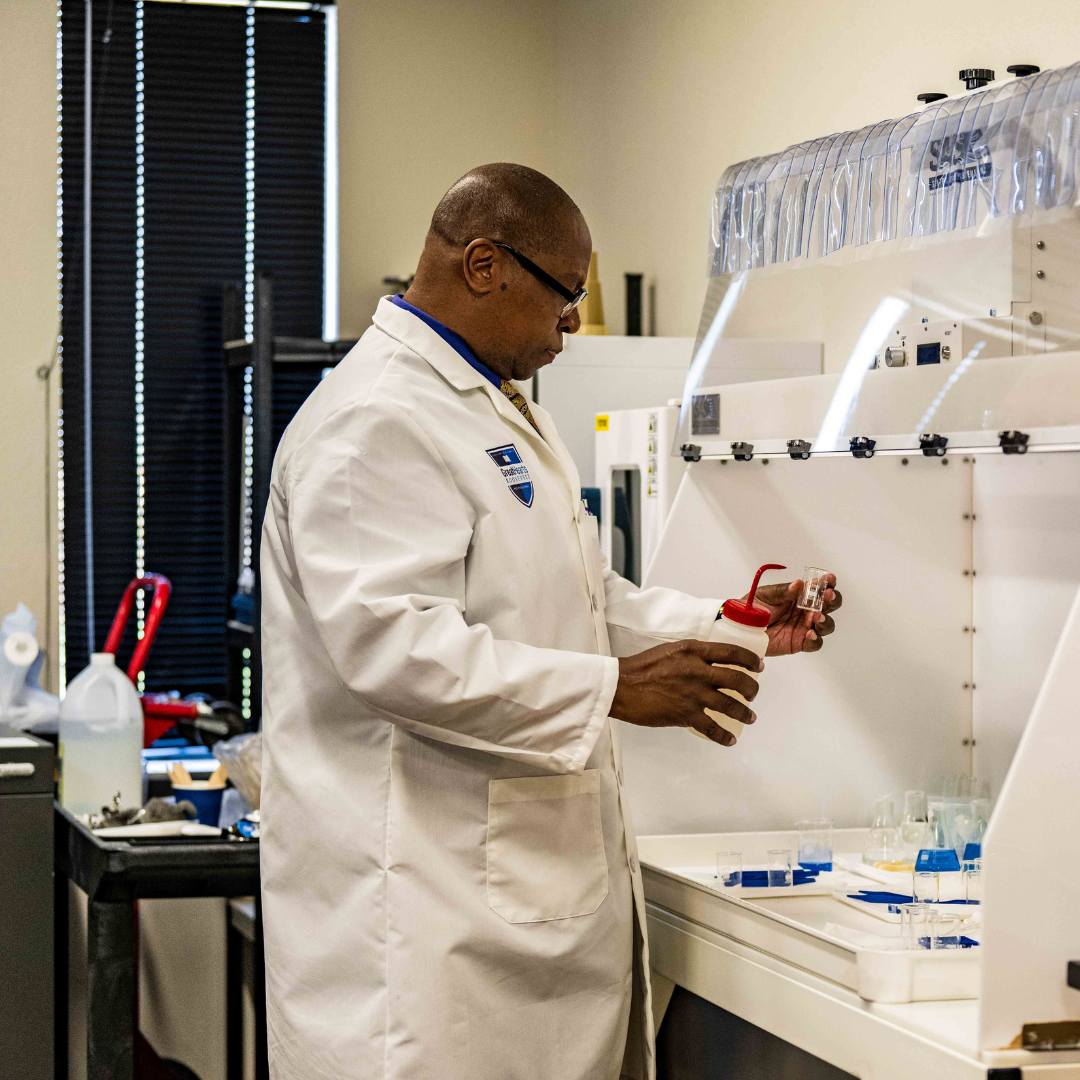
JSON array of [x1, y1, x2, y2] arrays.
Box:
[[462, 238, 499, 295]]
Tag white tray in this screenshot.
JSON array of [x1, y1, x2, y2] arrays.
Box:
[[672, 866, 838, 899]]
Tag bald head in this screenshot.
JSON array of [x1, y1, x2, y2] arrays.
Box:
[[403, 163, 592, 382], [428, 163, 586, 258]]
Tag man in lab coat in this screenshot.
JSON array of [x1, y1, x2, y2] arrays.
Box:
[[260, 163, 839, 1080]]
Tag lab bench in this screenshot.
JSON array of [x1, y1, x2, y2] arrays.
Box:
[[642, 829, 1080, 1080], [54, 804, 266, 1080]]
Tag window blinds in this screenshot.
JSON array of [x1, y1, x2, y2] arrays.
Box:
[[60, 0, 327, 695]]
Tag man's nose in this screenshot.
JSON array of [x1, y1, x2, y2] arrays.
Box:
[[561, 306, 581, 335]]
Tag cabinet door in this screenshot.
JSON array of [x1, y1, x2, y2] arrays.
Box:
[[0, 792, 53, 1080]]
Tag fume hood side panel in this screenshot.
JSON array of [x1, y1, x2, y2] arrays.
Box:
[[630, 454, 971, 835], [972, 453, 1080, 796]]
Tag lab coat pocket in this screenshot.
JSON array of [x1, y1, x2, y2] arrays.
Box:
[[486, 770, 609, 924], [576, 505, 606, 609]]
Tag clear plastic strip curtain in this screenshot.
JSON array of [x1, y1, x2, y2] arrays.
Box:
[[710, 62, 1080, 276]]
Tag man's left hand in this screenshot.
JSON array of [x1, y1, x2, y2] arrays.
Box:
[[748, 574, 842, 656]]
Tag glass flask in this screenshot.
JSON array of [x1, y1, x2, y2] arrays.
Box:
[[900, 790, 929, 859], [915, 801, 962, 872], [863, 795, 902, 866]]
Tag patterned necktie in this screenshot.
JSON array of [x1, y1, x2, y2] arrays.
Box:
[[499, 379, 542, 437]]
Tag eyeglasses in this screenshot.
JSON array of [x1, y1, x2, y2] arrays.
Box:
[[492, 242, 588, 319]]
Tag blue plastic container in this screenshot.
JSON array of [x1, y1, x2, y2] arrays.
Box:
[[173, 784, 224, 828]]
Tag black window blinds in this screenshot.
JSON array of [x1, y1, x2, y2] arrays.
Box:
[[60, 0, 327, 696]]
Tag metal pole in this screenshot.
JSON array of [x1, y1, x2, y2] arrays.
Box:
[[84, 0, 95, 658]]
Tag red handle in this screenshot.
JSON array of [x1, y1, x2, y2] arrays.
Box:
[[102, 574, 172, 681]]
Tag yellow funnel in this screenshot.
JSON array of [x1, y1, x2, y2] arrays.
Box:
[[577, 251, 608, 336]]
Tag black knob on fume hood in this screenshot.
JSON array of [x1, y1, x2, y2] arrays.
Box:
[[918, 92, 948, 104], [1007, 64, 1041, 78], [960, 68, 995, 89]]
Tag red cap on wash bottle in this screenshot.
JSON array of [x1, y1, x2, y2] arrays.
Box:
[[721, 564, 787, 627]]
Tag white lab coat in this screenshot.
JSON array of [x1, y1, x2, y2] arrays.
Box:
[[260, 297, 723, 1080]]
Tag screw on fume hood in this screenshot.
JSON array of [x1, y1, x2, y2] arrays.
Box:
[[1030, 311, 1044, 325], [1007, 64, 1041, 78], [1036, 270, 1046, 279], [989, 308, 997, 316], [962, 738, 977, 747], [962, 683, 977, 690], [917, 92, 948, 104], [922, 317, 929, 323], [960, 68, 995, 89], [1036, 240, 1046, 250], [901, 457, 909, 465]]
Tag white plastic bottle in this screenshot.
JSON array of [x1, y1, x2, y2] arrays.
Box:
[[694, 563, 785, 742], [59, 653, 144, 815]]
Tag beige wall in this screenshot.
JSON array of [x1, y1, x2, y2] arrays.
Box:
[[336, 0, 564, 337], [338, 0, 1080, 340], [553, 0, 1080, 339], [0, 0, 60, 690]]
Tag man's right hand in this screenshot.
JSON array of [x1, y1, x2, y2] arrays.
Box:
[[609, 640, 762, 746]]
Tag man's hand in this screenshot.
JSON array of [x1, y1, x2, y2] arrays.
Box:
[[609, 639, 762, 746], [751, 573, 842, 656]]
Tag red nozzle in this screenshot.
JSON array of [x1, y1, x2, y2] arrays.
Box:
[[746, 563, 787, 607], [722, 563, 787, 627]]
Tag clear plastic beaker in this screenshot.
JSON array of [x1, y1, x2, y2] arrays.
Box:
[[929, 909, 962, 949], [767, 849, 793, 887], [797, 819, 833, 871], [963, 859, 982, 904], [863, 795, 903, 866], [912, 870, 939, 903], [796, 567, 829, 613], [900, 903, 933, 949], [716, 851, 742, 888]]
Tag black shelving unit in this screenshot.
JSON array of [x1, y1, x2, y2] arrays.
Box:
[[222, 272, 357, 721]]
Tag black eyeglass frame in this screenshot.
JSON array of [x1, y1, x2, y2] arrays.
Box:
[[492, 242, 588, 318]]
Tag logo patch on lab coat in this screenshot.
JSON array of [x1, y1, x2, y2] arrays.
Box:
[[486, 443, 534, 507]]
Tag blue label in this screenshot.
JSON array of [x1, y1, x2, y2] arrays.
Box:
[[486, 443, 534, 507]]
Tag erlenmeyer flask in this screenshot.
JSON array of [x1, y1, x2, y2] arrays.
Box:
[[863, 795, 902, 866], [900, 790, 929, 859], [915, 801, 961, 872]]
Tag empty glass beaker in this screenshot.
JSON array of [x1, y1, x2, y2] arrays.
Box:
[[963, 859, 982, 904], [912, 870, 939, 903], [768, 849, 793, 887], [929, 909, 961, 949], [863, 795, 903, 866], [797, 819, 833, 872], [900, 903, 933, 949], [716, 851, 742, 887], [796, 567, 829, 613]]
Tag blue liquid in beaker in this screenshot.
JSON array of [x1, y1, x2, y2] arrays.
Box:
[[962, 842, 981, 862], [915, 848, 961, 872], [798, 860, 833, 872]]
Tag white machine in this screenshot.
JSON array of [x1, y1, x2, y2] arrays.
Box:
[[593, 405, 683, 585], [634, 62, 1080, 1077]]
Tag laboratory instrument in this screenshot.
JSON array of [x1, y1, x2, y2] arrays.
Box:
[[767, 849, 793, 887], [796, 818, 833, 871], [916, 802, 962, 872], [912, 870, 939, 904], [796, 567, 829, 613], [929, 909, 962, 950], [900, 790, 929, 859], [716, 850, 742, 887], [900, 903, 933, 949], [863, 795, 902, 866], [964, 860, 983, 904]]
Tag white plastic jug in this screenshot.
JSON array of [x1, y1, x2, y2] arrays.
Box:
[[59, 653, 144, 815]]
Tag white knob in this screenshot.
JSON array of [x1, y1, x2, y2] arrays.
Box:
[[3, 631, 39, 668]]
